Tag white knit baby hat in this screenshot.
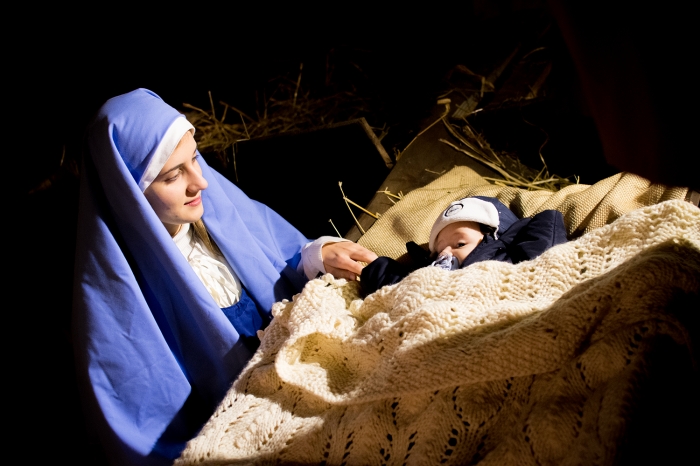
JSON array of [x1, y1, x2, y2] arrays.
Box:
[[428, 197, 501, 252]]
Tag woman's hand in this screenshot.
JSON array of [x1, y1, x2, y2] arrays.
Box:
[[322, 242, 378, 281]]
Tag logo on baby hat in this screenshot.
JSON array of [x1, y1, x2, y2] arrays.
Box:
[[444, 202, 463, 217]]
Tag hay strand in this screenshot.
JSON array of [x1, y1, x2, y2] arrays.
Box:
[[328, 219, 342, 237], [339, 182, 365, 235], [343, 197, 380, 219], [293, 63, 303, 108], [377, 188, 403, 200], [183, 83, 374, 171], [396, 100, 451, 160], [440, 117, 577, 192]]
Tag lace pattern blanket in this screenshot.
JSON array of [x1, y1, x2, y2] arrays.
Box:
[[176, 199, 699, 465]]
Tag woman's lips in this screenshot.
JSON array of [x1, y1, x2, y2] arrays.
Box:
[[185, 196, 202, 206]]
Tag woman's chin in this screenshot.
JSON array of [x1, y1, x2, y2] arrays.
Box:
[[187, 205, 205, 222]]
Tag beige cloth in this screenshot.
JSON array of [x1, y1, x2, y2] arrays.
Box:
[[357, 166, 688, 262], [176, 198, 699, 465]]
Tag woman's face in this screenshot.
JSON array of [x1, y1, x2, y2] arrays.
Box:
[[144, 130, 208, 235], [434, 221, 484, 265]]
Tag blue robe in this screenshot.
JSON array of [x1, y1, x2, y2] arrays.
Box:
[[72, 89, 310, 465]]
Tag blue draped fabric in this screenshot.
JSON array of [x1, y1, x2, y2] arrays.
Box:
[[72, 89, 310, 465]]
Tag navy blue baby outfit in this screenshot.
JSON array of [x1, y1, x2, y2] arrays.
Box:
[[361, 197, 568, 295]]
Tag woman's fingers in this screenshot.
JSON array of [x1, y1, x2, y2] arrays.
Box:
[[322, 242, 378, 280], [324, 263, 358, 281]]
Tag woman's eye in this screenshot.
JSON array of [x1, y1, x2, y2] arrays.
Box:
[[165, 172, 181, 182]]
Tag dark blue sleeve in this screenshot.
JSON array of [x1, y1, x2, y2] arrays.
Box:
[[361, 257, 414, 295], [507, 210, 568, 264], [460, 234, 513, 268]]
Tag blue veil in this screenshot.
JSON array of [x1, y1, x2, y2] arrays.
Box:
[[72, 89, 310, 465]]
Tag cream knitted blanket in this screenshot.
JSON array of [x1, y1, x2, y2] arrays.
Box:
[[176, 198, 699, 465]]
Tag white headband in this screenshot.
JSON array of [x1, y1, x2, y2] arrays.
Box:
[[139, 117, 196, 191], [428, 197, 500, 252]]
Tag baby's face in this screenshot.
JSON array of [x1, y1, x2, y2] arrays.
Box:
[[434, 221, 485, 266]]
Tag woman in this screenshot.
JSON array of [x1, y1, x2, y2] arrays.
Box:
[[72, 88, 377, 465]]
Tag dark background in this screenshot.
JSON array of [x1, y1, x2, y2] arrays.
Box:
[[19, 1, 697, 463]]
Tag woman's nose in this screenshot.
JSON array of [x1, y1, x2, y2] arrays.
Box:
[[188, 170, 208, 192]]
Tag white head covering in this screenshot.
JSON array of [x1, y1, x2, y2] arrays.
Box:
[[428, 197, 500, 252], [138, 117, 195, 191]]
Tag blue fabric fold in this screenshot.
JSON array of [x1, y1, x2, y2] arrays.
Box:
[[221, 288, 266, 338], [72, 89, 310, 465]]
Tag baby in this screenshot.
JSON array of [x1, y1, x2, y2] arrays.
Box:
[[428, 196, 502, 271], [360, 196, 568, 295]]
